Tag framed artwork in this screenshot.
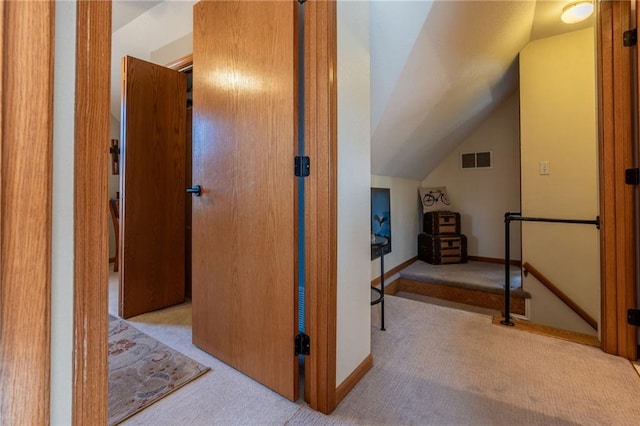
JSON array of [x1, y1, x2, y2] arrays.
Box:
[[110, 139, 120, 175], [371, 187, 391, 260]]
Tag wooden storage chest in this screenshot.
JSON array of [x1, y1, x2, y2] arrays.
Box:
[[423, 211, 461, 235], [418, 233, 468, 265]]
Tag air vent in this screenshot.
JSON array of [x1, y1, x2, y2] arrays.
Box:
[[461, 153, 476, 169], [460, 151, 492, 169]]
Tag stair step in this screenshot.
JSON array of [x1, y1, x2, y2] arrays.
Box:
[[387, 278, 527, 315]]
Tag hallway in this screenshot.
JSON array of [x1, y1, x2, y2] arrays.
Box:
[[109, 270, 640, 425]]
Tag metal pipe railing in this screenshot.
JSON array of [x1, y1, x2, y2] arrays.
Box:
[[500, 212, 600, 326]]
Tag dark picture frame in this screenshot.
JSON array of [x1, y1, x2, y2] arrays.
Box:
[[371, 187, 391, 260]]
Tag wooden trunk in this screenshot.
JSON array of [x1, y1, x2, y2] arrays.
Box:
[[418, 233, 468, 265]]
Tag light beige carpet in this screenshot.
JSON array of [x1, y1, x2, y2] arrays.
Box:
[[108, 266, 640, 425], [288, 296, 640, 425], [108, 315, 210, 425], [399, 260, 528, 296]]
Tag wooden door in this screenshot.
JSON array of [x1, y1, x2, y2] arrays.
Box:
[[192, 0, 298, 400], [185, 107, 193, 299], [120, 56, 186, 319]]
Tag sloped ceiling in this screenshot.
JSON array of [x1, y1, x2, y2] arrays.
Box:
[[112, 1, 593, 181], [110, 0, 194, 119], [371, 0, 594, 180]]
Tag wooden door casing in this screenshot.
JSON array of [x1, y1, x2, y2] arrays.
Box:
[[120, 56, 186, 319], [598, 0, 637, 359], [0, 1, 54, 422], [192, 0, 298, 400]]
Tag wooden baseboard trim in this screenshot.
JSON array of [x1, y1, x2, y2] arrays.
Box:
[[468, 256, 521, 267], [384, 279, 400, 295], [335, 353, 373, 405], [396, 277, 526, 315], [492, 316, 600, 347], [371, 256, 417, 287]]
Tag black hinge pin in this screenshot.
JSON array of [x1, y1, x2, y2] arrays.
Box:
[[295, 333, 310, 356], [625, 168, 640, 185], [624, 28, 637, 47], [294, 156, 310, 177], [627, 309, 640, 326]]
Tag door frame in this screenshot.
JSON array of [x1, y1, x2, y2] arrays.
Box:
[[72, 0, 112, 423], [4, 0, 637, 422], [160, 1, 340, 408], [0, 1, 55, 423], [598, 0, 637, 359], [303, 0, 339, 413], [70, 0, 339, 421]]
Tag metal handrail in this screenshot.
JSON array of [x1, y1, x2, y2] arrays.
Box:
[[501, 212, 600, 326]]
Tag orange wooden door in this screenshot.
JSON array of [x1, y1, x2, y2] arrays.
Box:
[[192, 1, 298, 400], [120, 56, 186, 319]]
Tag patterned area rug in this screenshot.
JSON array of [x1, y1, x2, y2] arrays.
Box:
[[108, 315, 211, 425]]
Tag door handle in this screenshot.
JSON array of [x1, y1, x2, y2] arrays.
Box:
[[186, 185, 201, 197]]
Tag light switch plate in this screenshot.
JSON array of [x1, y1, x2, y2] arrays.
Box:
[[539, 161, 550, 175]]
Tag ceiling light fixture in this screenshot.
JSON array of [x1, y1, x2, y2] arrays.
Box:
[[561, 1, 594, 24]]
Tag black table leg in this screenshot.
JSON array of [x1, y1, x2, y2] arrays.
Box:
[[380, 251, 385, 331]]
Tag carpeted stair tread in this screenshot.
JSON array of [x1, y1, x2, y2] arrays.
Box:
[[399, 260, 531, 298]]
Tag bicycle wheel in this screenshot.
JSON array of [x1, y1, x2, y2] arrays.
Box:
[[423, 193, 436, 206], [440, 192, 450, 205]]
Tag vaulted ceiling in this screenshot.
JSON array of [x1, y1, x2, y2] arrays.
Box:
[[370, 0, 593, 180], [112, 1, 593, 181]]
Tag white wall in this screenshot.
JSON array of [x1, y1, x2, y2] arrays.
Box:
[[370, 175, 422, 280], [51, 1, 76, 423], [336, 0, 371, 386], [110, 0, 195, 118], [151, 33, 193, 65], [422, 92, 522, 260], [519, 28, 599, 335]]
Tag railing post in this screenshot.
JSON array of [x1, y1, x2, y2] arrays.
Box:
[[501, 212, 515, 326]]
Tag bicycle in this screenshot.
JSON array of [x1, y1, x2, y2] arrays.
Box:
[[423, 189, 450, 207]]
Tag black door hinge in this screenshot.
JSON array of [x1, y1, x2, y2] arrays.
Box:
[[625, 168, 640, 185], [628, 309, 640, 326], [294, 156, 310, 177], [295, 333, 310, 356], [624, 28, 637, 46]]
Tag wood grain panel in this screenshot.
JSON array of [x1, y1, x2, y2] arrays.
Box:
[[166, 53, 193, 72], [598, 0, 618, 355], [598, 0, 637, 359], [611, 0, 636, 360], [0, 1, 54, 423], [120, 56, 186, 318], [185, 107, 192, 299], [73, 1, 111, 423], [396, 278, 527, 315], [304, 0, 338, 413], [192, 0, 298, 400], [166, 58, 194, 300]]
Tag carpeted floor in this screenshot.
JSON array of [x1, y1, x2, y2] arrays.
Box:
[[288, 296, 640, 425], [399, 260, 528, 296], [108, 315, 210, 425], [108, 270, 640, 425]]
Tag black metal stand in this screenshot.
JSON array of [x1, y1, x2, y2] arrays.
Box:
[[371, 237, 387, 331], [501, 212, 600, 326]]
